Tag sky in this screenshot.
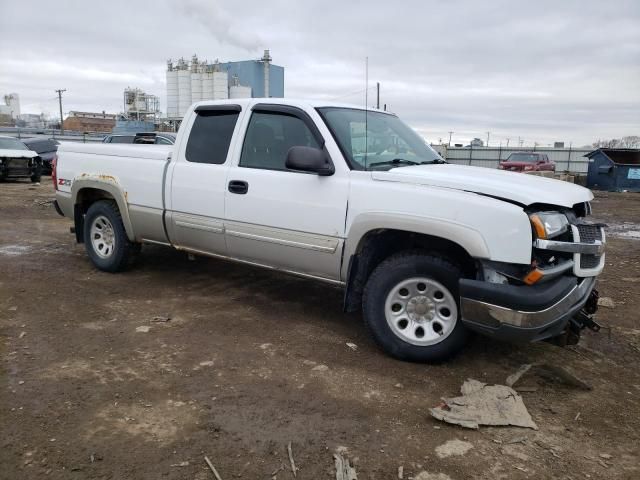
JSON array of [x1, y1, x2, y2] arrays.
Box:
[[1, 0, 638, 146]]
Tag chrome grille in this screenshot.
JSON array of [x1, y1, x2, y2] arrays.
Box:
[[580, 255, 601, 269], [576, 224, 603, 244], [575, 224, 604, 271]]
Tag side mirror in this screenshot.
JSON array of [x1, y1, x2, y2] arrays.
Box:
[[285, 146, 335, 176]]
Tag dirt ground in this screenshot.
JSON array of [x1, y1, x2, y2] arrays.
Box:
[[1, 180, 639, 480]]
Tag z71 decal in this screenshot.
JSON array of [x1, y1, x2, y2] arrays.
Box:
[[58, 178, 71, 187]]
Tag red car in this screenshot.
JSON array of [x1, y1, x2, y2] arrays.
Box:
[[499, 152, 556, 172]]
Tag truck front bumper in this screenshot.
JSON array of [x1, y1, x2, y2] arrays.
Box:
[[460, 275, 597, 342]]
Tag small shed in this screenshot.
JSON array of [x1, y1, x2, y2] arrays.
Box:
[[585, 148, 640, 192]]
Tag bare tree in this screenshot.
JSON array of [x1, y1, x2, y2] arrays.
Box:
[[621, 136, 640, 148], [592, 136, 640, 148]]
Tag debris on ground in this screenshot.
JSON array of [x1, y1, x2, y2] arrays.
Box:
[[151, 315, 171, 323], [170, 461, 189, 467], [18, 331, 26, 339], [346, 342, 358, 351], [506, 363, 592, 391], [598, 297, 616, 308], [135, 326, 151, 333], [204, 456, 223, 480], [334, 448, 357, 480], [430, 379, 538, 430], [397, 465, 404, 479], [435, 439, 474, 458], [312, 364, 329, 372], [506, 364, 534, 387], [287, 442, 298, 478], [536, 365, 592, 391]]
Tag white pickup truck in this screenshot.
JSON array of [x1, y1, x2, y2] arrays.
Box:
[[53, 99, 605, 361]]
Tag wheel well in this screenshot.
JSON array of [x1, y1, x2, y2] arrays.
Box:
[[343, 229, 477, 312], [73, 188, 117, 243]]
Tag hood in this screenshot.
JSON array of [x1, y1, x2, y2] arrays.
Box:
[[0, 149, 38, 159], [372, 164, 592, 208]]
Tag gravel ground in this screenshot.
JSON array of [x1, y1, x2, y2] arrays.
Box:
[[1, 180, 639, 479]]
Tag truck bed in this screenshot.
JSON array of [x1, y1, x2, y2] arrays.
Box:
[[56, 143, 172, 211]]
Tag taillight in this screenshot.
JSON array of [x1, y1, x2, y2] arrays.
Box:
[[52, 154, 58, 190]]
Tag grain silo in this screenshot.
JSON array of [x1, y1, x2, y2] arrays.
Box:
[[190, 55, 202, 103], [177, 58, 192, 117], [166, 61, 179, 118]]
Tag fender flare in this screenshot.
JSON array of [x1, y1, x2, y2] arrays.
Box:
[[71, 176, 136, 241], [341, 212, 491, 280]]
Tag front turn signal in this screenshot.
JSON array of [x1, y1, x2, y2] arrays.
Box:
[[523, 268, 543, 285]]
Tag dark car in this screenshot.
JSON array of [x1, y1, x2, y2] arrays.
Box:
[[22, 138, 59, 175], [499, 152, 556, 172], [102, 132, 176, 145]]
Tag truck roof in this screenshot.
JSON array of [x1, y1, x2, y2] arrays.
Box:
[[191, 98, 395, 114]]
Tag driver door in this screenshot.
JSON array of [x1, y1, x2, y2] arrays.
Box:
[[224, 105, 349, 281]]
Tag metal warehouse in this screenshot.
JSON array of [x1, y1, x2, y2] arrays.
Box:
[[166, 50, 284, 119]]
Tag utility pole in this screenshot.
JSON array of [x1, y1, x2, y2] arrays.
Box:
[[506, 137, 510, 148], [55, 89, 66, 134], [486, 131, 490, 147], [448, 131, 453, 147], [376, 82, 380, 109]]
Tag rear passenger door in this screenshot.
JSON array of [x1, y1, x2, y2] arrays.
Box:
[[224, 104, 349, 281], [166, 105, 242, 255]]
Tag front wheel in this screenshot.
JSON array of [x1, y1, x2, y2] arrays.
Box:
[[362, 251, 469, 362], [83, 200, 135, 272], [30, 163, 42, 182]]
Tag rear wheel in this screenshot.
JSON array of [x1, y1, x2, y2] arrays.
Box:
[[363, 251, 469, 362], [83, 200, 135, 272]]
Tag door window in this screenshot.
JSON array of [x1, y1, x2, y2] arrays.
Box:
[[239, 112, 321, 171], [185, 110, 240, 164]]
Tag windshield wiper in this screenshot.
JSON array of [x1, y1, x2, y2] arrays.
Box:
[[367, 158, 420, 168], [420, 158, 447, 164]]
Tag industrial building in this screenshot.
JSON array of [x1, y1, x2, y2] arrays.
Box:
[[63, 111, 116, 132], [166, 50, 284, 119], [112, 88, 160, 133], [0, 93, 20, 119]]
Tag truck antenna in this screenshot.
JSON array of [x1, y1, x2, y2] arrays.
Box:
[[365, 56, 368, 170]]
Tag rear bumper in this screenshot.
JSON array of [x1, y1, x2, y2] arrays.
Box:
[[460, 276, 597, 342], [54, 191, 73, 218]]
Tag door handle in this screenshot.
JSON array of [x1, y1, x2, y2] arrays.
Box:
[[228, 180, 249, 194]]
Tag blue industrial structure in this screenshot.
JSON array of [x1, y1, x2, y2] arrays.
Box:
[[218, 60, 285, 98], [585, 148, 640, 192]]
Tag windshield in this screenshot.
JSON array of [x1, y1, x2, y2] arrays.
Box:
[[0, 137, 29, 150], [317, 108, 442, 170], [506, 153, 541, 163]]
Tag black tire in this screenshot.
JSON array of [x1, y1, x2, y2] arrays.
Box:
[[83, 200, 134, 272], [30, 163, 42, 183], [362, 250, 469, 362]]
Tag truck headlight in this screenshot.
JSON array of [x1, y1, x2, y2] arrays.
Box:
[[529, 212, 569, 239]]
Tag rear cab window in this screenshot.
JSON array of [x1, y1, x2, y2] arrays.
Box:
[[185, 106, 241, 164]]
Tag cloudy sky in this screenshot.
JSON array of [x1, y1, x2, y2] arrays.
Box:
[[1, 0, 638, 146]]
